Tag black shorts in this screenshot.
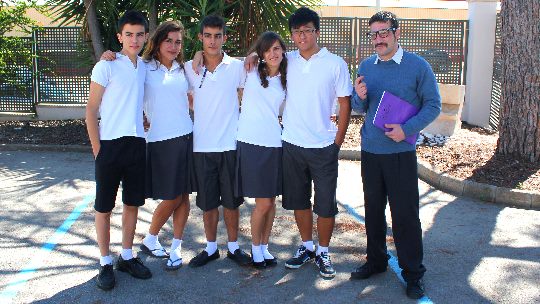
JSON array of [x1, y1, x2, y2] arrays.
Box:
[[235, 141, 282, 198], [94, 136, 146, 213], [282, 141, 340, 217], [146, 133, 193, 200], [192, 150, 244, 211]]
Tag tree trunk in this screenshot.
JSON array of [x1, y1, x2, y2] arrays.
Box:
[[149, 1, 158, 35], [84, 0, 104, 62], [496, 0, 540, 162]]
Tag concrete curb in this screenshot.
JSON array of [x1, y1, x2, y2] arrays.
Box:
[[1, 144, 537, 210], [338, 148, 540, 211]]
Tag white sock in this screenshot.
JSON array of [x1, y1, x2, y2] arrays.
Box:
[[228, 241, 240, 253], [317, 246, 329, 256], [171, 238, 182, 252], [121, 248, 134, 260], [205, 241, 217, 255], [251, 244, 264, 263], [170, 246, 182, 261], [261, 244, 274, 260], [100, 255, 113, 266], [143, 233, 159, 249], [303, 240, 315, 252]]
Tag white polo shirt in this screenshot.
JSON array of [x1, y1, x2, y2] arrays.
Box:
[[90, 53, 145, 140], [184, 53, 245, 152], [282, 48, 352, 148], [237, 70, 285, 147], [143, 60, 192, 143]]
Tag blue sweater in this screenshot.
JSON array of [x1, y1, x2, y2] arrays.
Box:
[[351, 51, 441, 154]]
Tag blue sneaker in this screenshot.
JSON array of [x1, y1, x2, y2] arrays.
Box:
[[285, 245, 315, 269]]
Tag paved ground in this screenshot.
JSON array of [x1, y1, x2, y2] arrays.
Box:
[[0, 150, 538, 304]]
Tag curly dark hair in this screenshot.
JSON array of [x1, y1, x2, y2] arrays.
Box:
[[368, 11, 399, 29], [248, 31, 287, 91]]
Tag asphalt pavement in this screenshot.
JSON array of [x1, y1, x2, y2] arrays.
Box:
[[0, 150, 538, 303]]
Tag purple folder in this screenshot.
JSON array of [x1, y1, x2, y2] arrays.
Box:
[[373, 91, 419, 145]]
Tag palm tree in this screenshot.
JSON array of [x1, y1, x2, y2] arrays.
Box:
[[46, 0, 320, 62]]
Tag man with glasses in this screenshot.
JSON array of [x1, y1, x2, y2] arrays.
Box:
[[279, 7, 352, 278], [350, 11, 441, 299]]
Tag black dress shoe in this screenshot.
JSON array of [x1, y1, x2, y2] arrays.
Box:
[[251, 260, 266, 269], [264, 257, 277, 267], [116, 256, 152, 279], [406, 279, 425, 299], [96, 264, 115, 290], [188, 250, 220, 268], [227, 249, 252, 266], [350, 262, 387, 280]]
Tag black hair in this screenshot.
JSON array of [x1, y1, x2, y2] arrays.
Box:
[[288, 7, 320, 32], [200, 15, 226, 34], [117, 10, 149, 33], [368, 11, 399, 29], [247, 31, 287, 90]]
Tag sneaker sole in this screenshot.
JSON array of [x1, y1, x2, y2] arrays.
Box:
[[319, 270, 336, 278], [284, 258, 314, 269]]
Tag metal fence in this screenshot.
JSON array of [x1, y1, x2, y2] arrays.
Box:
[[1, 18, 468, 115], [34, 27, 91, 105], [287, 17, 468, 85], [489, 13, 502, 130], [0, 27, 90, 114], [0, 37, 35, 113]]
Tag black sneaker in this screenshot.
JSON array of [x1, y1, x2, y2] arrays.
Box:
[[350, 262, 387, 280], [96, 264, 115, 290], [227, 249, 252, 266], [315, 252, 336, 278], [284, 245, 315, 269], [116, 256, 152, 279], [188, 250, 220, 268], [406, 279, 425, 299]]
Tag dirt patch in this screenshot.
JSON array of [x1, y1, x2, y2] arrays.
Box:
[[343, 118, 539, 192]]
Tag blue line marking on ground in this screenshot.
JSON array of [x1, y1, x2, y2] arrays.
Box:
[[339, 201, 434, 304], [0, 194, 94, 304]]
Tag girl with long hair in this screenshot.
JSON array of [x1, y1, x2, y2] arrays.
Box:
[[235, 31, 287, 268]]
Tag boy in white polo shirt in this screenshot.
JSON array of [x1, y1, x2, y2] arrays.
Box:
[[184, 15, 251, 268], [247, 7, 352, 278], [85, 10, 151, 290]]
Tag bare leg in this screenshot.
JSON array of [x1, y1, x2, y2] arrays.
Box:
[[251, 198, 275, 245], [316, 216, 335, 247], [172, 194, 190, 239], [95, 211, 112, 256], [148, 196, 182, 236], [203, 208, 219, 242], [223, 207, 239, 242], [122, 205, 139, 249], [294, 208, 313, 242]]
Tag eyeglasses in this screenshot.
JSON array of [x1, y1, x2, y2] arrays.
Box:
[[291, 28, 316, 37], [366, 27, 396, 40], [198, 68, 207, 88]]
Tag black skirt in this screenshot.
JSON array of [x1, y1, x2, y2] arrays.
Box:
[[235, 141, 282, 198], [145, 133, 193, 200]]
